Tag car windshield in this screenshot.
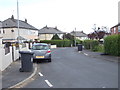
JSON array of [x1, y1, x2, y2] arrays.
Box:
[[32, 45, 49, 50]]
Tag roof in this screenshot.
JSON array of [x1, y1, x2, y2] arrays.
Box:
[[0, 21, 2, 28], [39, 26, 65, 34], [70, 31, 87, 37], [2, 15, 38, 30], [111, 23, 120, 29], [17, 36, 27, 40]]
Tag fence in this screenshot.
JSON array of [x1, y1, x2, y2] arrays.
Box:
[[0, 43, 30, 71]]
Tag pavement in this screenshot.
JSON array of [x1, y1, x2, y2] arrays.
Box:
[[2, 60, 37, 89], [1, 47, 119, 89], [80, 49, 119, 63]]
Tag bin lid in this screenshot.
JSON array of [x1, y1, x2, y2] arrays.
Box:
[[19, 50, 34, 54]]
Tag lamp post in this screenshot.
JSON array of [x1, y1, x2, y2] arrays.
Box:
[[17, 0, 20, 51], [74, 27, 76, 47]]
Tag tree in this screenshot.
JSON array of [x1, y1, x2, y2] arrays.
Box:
[[63, 33, 74, 40], [88, 25, 110, 41], [51, 34, 61, 40], [88, 31, 107, 41]]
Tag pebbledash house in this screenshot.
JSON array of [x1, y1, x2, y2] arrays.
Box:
[[38, 25, 65, 40], [2, 15, 39, 43]]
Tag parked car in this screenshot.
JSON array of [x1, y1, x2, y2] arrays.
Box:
[[31, 43, 51, 62]]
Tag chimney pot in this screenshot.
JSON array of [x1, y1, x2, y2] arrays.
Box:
[[25, 19, 27, 23], [11, 15, 14, 20]]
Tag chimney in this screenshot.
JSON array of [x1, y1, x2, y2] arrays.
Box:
[[25, 19, 27, 23], [11, 15, 14, 20], [55, 26, 57, 29]]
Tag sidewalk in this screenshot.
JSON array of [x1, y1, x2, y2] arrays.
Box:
[[2, 60, 37, 89], [81, 49, 119, 63]]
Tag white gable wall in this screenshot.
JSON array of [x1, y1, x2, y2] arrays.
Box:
[[3, 28, 38, 41], [39, 34, 53, 40]]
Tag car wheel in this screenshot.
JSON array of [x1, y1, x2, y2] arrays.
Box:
[[33, 59, 36, 63], [48, 59, 51, 62]]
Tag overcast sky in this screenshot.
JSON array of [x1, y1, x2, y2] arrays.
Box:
[[0, 0, 119, 34]]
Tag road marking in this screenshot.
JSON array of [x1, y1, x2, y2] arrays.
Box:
[[102, 86, 106, 88], [45, 80, 53, 87], [84, 53, 88, 56], [38, 72, 43, 77]]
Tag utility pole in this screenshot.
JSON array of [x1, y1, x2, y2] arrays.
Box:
[[74, 27, 76, 47], [17, 0, 20, 51]]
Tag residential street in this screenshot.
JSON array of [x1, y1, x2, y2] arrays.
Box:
[[22, 47, 118, 88]]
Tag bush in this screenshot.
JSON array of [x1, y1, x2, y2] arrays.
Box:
[[83, 40, 91, 49], [51, 34, 61, 40], [40, 40, 71, 47], [91, 40, 99, 51], [104, 35, 120, 56], [96, 44, 104, 52], [83, 40, 99, 51], [76, 39, 83, 45]]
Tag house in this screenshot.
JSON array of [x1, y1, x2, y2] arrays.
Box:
[[38, 26, 65, 40], [2, 15, 39, 43], [70, 31, 87, 40], [0, 21, 3, 44], [110, 23, 120, 34]]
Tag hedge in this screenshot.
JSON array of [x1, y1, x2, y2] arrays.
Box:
[[40, 40, 71, 47], [104, 34, 120, 56], [83, 40, 99, 51]]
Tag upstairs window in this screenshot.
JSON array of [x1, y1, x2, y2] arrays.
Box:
[[114, 27, 116, 33], [118, 26, 120, 32], [11, 29, 14, 32], [3, 30, 5, 34]]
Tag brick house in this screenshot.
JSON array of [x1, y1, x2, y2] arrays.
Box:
[[110, 23, 120, 34]]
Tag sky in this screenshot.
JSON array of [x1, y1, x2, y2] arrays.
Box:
[[0, 0, 119, 34]]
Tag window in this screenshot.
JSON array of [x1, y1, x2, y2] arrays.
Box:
[[3, 30, 5, 34], [32, 45, 48, 50], [114, 27, 116, 33], [118, 26, 120, 32], [11, 29, 14, 32]]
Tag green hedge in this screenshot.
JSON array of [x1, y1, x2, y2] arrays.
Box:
[[96, 44, 104, 52], [83, 40, 99, 51], [104, 35, 120, 56], [76, 39, 83, 45], [40, 40, 71, 47]]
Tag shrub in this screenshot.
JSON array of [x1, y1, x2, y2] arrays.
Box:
[[51, 34, 61, 40], [83, 40, 99, 51], [104, 34, 120, 56], [83, 40, 91, 49], [96, 44, 104, 52], [40, 40, 71, 47], [76, 39, 83, 45], [91, 40, 99, 51]]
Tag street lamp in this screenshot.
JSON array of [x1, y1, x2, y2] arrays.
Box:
[[74, 28, 76, 47], [17, 0, 20, 51]]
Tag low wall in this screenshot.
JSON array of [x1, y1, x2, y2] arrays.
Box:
[[0, 43, 29, 71], [50, 45, 57, 49], [1, 47, 12, 71]]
